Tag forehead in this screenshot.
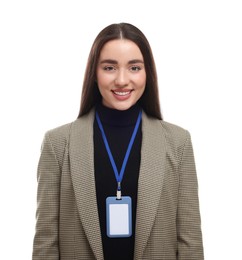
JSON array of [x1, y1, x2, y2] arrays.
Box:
[[99, 39, 143, 60]]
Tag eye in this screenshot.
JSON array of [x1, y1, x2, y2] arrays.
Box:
[[103, 66, 116, 71], [130, 66, 141, 72]]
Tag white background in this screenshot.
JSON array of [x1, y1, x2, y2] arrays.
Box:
[[0, 0, 242, 259]]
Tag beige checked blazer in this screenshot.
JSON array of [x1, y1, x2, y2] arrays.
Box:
[[32, 109, 204, 260]]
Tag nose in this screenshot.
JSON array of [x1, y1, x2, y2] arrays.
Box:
[[114, 69, 129, 87]]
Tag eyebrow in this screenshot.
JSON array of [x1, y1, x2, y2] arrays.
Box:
[[99, 59, 144, 64]]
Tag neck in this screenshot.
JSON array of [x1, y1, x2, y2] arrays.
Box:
[[95, 102, 141, 127]]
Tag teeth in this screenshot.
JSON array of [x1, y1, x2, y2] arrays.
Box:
[[113, 91, 131, 96]]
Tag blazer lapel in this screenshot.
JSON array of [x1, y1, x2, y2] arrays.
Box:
[[134, 113, 166, 259], [69, 110, 104, 260]]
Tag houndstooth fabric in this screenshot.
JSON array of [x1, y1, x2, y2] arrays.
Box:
[[32, 109, 204, 260]]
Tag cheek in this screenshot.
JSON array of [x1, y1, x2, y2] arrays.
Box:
[[97, 73, 112, 88], [134, 73, 146, 89]]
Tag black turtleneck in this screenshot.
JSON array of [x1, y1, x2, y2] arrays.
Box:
[[94, 102, 142, 260]]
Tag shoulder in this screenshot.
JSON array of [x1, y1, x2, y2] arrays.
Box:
[[143, 112, 190, 142], [158, 120, 192, 165], [144, 114, 191, 151], [43, 110, 95, 150], [41, 122, 74, 164], [158, 121, 193, 164], [45, 122, 73, 145], [159, 120, 190, 143]]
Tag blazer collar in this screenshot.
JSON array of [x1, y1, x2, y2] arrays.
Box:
[[69, 109, 166, 260]]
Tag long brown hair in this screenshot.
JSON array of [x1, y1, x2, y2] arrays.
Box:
[[78, 23, 163, 120]]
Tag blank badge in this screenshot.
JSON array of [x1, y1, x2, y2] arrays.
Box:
[[106, 196, 132, 238]]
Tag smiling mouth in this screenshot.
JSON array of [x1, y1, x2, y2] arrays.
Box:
[[112, 90, 133, 96]]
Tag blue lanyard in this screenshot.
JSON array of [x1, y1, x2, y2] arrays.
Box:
[[95, 110, 142, 195]]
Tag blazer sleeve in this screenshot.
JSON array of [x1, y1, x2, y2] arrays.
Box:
[[32, 132, 61, 260], [177, 131, 204, 260]]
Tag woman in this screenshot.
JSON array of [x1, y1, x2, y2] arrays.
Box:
[[33, 23, 204, 260]]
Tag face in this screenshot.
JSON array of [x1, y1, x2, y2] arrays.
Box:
[[96, 39, 146, 110]]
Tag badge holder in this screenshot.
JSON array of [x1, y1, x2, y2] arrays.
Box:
[[106, 196, 132, 238]]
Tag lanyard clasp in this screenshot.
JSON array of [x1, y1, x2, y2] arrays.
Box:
[[117, 182, 121, 200]]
